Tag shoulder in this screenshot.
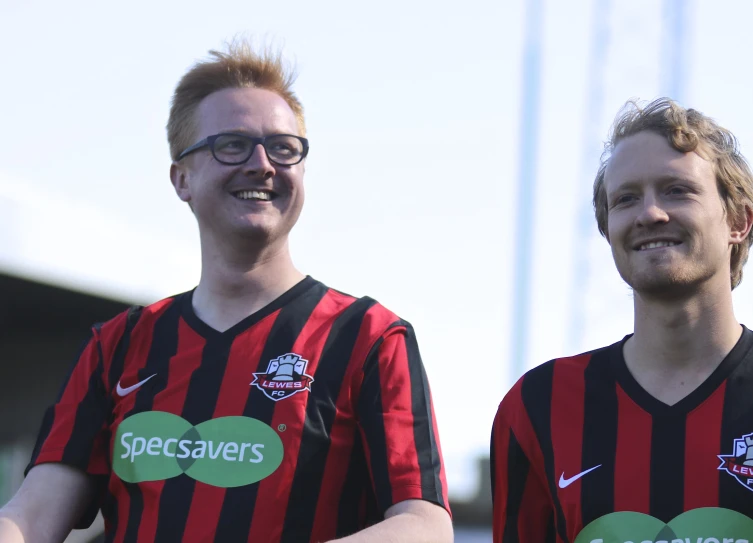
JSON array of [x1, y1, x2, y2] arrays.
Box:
[[316, 281, 407, 339], [92, 292, 185, 348], [497, 341, 621, 422]]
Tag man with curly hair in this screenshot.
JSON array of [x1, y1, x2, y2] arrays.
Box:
[[491, 98, 753, 541]]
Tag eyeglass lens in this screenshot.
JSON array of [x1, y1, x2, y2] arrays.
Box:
[[212, 134, 304, 165]]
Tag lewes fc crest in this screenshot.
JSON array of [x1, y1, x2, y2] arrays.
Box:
[[251, 353, 314, 401], [718, 432, 753, 492]]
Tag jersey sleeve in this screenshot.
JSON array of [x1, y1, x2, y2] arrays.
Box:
[[25, 324, 114, 528], [356, 321, 450, 516], [491, 400, 555, 543]]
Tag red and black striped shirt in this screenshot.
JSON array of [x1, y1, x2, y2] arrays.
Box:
[[28, 277, 448, 542], [492, 327, 753, 542]]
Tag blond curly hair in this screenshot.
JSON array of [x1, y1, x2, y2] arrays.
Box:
[[593, 98, 753, 289]]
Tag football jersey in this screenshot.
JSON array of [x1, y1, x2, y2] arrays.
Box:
[[28, 277, 449, 542], [492, 327, 753, 542]]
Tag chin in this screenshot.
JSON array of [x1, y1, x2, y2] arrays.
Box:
[[232, 215, 277, 233], [631, 281, 695, 300], [623, 269, 713, 300], [235, 220, 295, 245], [233, 225, 276, 242]]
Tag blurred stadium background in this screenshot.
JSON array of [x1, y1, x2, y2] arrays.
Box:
[[4, 0, 753, 541]]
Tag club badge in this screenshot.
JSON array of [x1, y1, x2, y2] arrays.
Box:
[[251, 353, 314, 401]]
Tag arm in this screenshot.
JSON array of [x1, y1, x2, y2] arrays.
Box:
[[491, 403, 555, 543], [0, 463, 97, 543], [328, 499, 452, 543], [351, 321, 453, 543], [5, 319, 124, 543]]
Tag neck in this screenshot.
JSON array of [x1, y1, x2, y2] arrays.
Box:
[[623, 277, 742, 405], [192, 231, 305, 332], [629, 281, 741, 371]]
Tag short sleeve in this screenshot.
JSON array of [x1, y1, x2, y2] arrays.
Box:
[[491, 400, 555, 542], [26, 325, 112, 528], [356, 322, 450, 515]]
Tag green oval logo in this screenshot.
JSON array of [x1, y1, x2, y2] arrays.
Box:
[[113, 412, 284, 488], [575, 508, 753, 543]]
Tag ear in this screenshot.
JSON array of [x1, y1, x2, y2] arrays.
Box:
[[170, 162, 192, 203], [729, 204, 753, 244]]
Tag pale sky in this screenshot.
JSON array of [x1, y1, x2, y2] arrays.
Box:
[[2, 0, 753, 500]]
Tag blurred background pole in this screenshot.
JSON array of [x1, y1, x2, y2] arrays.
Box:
[[567, 0, 612, 355], [662, 0, 690, 102], [510, 0, 544, 381]]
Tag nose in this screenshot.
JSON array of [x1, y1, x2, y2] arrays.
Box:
[[241, 143, 275, 179], [635, 196, 669, 227]]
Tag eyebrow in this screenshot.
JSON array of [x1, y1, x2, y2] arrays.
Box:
[[608, 174, 702, 194], [217, 129, 263, 136]]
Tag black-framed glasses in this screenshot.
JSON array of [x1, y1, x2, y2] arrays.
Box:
[[177, 133, 309, 166]]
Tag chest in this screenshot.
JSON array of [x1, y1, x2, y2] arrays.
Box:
[[108, 336, 362, 484], [543, 395, 753, 535]]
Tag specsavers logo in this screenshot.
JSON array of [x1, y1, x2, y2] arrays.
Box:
[[574, 508, 753, 543], [113, 412, 284, 488]]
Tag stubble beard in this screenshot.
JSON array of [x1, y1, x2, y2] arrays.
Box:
[[616, 252, 717, 301]]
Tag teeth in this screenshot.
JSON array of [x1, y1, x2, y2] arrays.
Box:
[[639, 241, 678, 250], [235, 190, 271, 201]]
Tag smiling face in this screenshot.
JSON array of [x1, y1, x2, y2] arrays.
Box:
[[170, 87, 305, 247], [604, 130, 738, 298]]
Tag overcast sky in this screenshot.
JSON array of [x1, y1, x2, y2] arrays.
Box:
[[2, 0, 753, 499]]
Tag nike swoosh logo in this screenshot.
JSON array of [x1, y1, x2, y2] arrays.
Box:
[[558, 464, 602, 488], [116, 374, 157, 397]]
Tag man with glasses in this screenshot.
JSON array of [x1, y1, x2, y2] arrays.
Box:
[[0, 40, 452, 543], [177, 133, 309, 167]]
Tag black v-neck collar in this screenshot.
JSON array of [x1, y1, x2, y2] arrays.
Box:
[[179, 276, 319, 339], [610, 326, 753, 416]]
